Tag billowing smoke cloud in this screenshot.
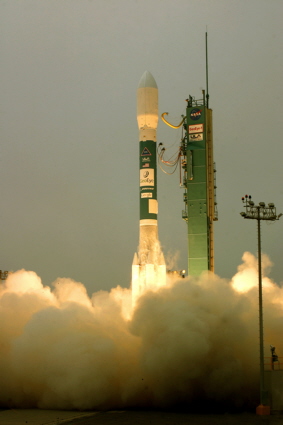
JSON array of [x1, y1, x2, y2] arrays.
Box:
[[0, 253, 282, 411]]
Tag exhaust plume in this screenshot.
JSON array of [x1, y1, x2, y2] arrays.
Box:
[[0, 253, 282, 411]]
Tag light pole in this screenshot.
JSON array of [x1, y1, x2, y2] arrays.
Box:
[[240, 195, 282, 414]]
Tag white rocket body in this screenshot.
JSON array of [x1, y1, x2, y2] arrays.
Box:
[[132, 71, 166, 306]]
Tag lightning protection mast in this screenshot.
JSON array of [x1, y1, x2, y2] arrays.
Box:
[[160, 33, 218, 276]]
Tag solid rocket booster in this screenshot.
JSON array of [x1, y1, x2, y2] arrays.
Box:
[[132, 71, 166, 304]]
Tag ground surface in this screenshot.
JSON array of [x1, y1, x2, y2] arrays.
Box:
[[0, 410, 282, 425], [61, 410, 283, 425], [0, 409, 94, 425]]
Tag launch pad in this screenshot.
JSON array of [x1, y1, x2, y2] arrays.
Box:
[[131, 68, 218, 306]]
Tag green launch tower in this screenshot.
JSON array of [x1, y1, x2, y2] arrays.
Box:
[[181, 94, 217, 275], [160, 34, 217, 277], [161, 92, 217, 277]]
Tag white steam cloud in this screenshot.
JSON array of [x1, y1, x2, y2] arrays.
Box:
[[0, 252, 283, 411]]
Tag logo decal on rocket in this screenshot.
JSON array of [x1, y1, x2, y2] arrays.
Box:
[[140, 169, 154, 186], [141, 147, 152, 156]]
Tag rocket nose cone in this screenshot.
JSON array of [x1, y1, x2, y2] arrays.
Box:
[[138, 71, 157, 89]]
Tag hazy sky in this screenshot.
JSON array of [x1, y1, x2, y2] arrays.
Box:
[[1, 0, 283, 293]]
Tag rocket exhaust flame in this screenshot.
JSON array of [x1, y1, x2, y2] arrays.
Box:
[[1, 254, 283, 411]]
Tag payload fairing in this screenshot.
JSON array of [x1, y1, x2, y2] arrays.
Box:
[[132, 71, 166, 304]]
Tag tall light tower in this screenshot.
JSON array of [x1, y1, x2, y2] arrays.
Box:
[[240, 194, 282, 415]]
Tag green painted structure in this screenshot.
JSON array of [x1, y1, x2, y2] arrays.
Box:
[[161, 35, 217, 277], [181, 94, 217, 276]]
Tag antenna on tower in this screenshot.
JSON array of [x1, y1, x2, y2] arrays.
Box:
[[206, 31, 209, 108]]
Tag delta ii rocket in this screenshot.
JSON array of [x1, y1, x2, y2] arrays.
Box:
[[132, 71, 166, 304]]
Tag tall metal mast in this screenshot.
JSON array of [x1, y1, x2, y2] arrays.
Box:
[[206, 31, 209, 109]]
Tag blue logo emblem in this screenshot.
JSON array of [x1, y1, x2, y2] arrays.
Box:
[[190, 108, 202, 120], [141, 147, 151, 156]]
